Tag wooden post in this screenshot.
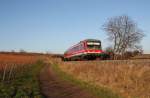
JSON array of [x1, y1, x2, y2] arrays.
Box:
[[2, 64, 8, 82]]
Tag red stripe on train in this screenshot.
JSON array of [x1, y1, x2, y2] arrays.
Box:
[[65, 49, 103, 58]]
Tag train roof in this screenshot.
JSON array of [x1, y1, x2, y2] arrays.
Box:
[[81, 39, 101, 42]]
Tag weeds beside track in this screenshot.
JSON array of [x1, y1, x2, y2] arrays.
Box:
[[49, 58, 122, 98], [54, 59, 150, 98]]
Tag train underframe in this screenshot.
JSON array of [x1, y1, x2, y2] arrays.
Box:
[[63, 53, 110, 61]]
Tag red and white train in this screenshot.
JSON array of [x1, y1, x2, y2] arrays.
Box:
[[63, 39, 109, 61]]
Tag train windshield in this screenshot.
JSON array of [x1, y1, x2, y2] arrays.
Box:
[[87, 41, 101, 50]]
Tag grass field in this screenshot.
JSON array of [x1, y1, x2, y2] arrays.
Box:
[[54, 59, 150, 98], [0, 53, 45, 98], [1, 53, 150, 98]]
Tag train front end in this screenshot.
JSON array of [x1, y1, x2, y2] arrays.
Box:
[[83, 39, 109, 60]]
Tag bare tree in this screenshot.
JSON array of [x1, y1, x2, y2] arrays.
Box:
[[103, 15, 144, 56]]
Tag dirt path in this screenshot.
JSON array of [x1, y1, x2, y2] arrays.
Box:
[[39, 64, 99, 98]]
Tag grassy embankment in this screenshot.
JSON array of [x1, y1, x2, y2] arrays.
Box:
[[59, 60, 150, 98], [50, 59, 122, 98], [0, 60, 45, 98]]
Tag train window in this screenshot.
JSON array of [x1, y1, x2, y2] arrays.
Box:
[[87, 42, 101, 50], [87, 45, 101, 49], [81, 43, 84, 50], [78, 45, 80, 51], [79, 44, 81, 50], [80, 43, 83, 50]]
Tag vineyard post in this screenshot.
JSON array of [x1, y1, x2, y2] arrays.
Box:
[[2, 63, 8, 81], [8, 64, 14, 81]]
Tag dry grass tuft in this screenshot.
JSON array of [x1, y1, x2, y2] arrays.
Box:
[[57, 60, 150, 98]]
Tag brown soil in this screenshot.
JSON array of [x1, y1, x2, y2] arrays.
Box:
[[39, 65, 99, 98]]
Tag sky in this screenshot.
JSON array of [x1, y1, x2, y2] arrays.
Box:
[[0, 0, 150, 53]]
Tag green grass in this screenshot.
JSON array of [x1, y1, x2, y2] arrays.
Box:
[[0, 60, 45, 98], [51, 63, 123, 98]]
